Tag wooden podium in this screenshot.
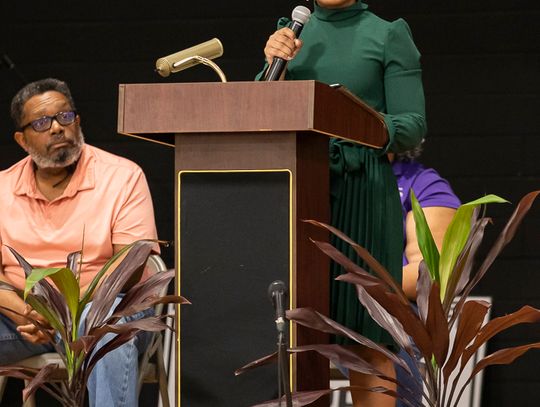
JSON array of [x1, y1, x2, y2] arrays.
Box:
[[117, 80, 387, 407]]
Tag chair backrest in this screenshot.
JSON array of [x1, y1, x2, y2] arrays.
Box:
[[136, 254, 172, 406], [145, 254, 169, 314]]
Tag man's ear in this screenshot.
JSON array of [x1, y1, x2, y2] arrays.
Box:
[[14, 131, 28, 152]]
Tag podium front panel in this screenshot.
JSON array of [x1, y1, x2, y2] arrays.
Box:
[[178, 170, 292, 406]]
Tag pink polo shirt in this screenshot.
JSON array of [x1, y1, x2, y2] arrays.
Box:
[[0, 144, 158, 290]]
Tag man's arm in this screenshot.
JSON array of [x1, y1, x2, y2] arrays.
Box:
[[0, 253, 52, 344]]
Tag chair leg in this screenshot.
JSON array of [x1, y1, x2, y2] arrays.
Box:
[[156, 340, 170, 407], [0, 376, 7, 402], [23, 380, 37, 407]]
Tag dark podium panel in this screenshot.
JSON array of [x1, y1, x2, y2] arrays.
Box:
[[118, 80, 387, 406], [179, 171, 290, 406]]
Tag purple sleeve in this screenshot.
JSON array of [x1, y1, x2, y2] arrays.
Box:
[[411, 168, 461, 210]]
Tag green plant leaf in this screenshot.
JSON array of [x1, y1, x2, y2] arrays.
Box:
[[47, 268, 80, 328], [439, 195, 507, 300], [25, 267, 80, 342], [23, 296, 65, 340], [411, 190, 440, 281], [460, 194, 509, 207], [24, 268, 63, 299]]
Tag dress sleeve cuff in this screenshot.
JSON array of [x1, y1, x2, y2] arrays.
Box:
[[380, 114, 396, 154]]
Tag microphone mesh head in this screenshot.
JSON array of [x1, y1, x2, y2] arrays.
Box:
[[292, 5, 311, 25]]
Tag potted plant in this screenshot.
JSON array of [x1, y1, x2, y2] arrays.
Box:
[[0, 240, 188, 407], [237, 191, 540, 407]]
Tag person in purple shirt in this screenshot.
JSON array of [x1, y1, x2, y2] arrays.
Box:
[[391, 155, 461, 300], [391, 150, 460, 407]]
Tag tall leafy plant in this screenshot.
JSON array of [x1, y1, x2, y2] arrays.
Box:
[[0, 240, 188, 407], [237, 191, 540, 407]]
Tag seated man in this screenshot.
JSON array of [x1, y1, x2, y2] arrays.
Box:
[[0, 78, 158, 407]]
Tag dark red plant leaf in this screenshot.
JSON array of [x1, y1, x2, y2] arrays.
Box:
[[70, 335, 96, 356], [470, 342, 540, 379], [286, 307, 411, 373], [307, 220, 409, 305], [337, 272, 434, 362], [453, 191, 540, 327], [0, 304, 57, 344], [6, 245, 35, 277], [0, 366, 37, 380], [31, 290, 71, 337], [113, 269, 175, 313], [251, 388, 337, 407], [110, 294, 188, 322], [288, 346, 424, 407], [250, 386, 410, 407], [453, 343, 540, 407], [84, 328, 143, 383], [425, 282, 449, 367], [237, 345, 421, 405], [311, 240, 381, 286], [6, 250, 72, 335], [461, 305, 540, 369], [354, 282, 415, 354], [84, 241, 153, 333], [6, 246, 71, 329], [415, 261, 432, 324], [22, 363, 59, 402], [312, 239, 430, 355], [292, 344, 386, 376], [89, 316, 169, 338], [235, 352, 278, 376], [442, 299, 491, 385], [0, 280, 23, 294], [67, 250, 82, 275], [75, 317, 169, 367]]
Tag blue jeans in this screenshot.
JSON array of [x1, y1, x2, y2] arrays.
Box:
[[395, 346, 422, 407], [0, 296, 152, 407]]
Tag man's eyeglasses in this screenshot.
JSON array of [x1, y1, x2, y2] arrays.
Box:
[[19, 110, 77, 132]]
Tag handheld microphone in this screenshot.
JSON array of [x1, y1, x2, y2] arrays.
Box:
[[155, 38, 224, 77], [268, 280, 288, 333], [265, 5, 311, 81]]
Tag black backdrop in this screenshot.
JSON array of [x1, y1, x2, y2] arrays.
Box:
[[0, 1, 539, 405]]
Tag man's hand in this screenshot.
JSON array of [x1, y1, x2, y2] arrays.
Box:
[[16, 304, 54, 345]]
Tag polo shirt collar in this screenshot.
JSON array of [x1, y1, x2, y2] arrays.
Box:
[[13, 144, 95, 200]]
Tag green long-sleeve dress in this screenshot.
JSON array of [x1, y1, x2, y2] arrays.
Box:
[[262, 1, 427, 346]]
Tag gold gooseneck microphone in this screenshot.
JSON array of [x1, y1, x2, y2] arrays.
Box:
[[155, 38, 226, 81]]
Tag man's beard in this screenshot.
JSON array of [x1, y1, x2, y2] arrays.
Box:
[[28, 129, 85, 169]]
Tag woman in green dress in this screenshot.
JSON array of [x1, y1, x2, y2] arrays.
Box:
[[261, 0, 426, 405]]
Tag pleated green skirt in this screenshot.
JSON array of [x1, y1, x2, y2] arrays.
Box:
[[329, 140, 403, 348]]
